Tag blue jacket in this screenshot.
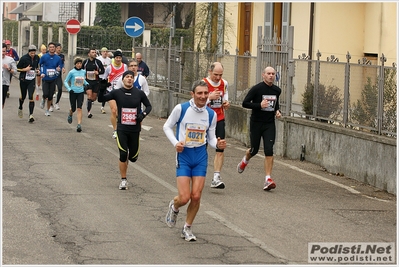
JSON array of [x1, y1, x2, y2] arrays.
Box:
[[39, 53, 63, 81], [64, 68, 88, 93]]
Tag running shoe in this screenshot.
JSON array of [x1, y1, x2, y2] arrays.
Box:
[[67, 114, 73, 124], [165, 200, 179, 227], [88, 113, 93, 118], [40, 99, 45, 109], [55, 103, 60, 110], [49, 105, 54, 112], [210, 174, 225, 189], [181, 226, 196, 241], [45, 110, 51, 116], [119, 179, 128, 190], [77, 124, 82, 132], [237, 160, 248, 174], [101, 107, 106, 114], [6, 91, 10, 98], [263, 178, 276, 191], [112, 130, 117, 139], [18, 109, 23, 118], [28, 115, 35, 123]]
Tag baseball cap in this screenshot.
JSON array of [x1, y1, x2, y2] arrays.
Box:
[[28, 45, 37, 51], [5, 40, 11, 45], [101, 47, 108, 52], [113, 50, 123, 58]]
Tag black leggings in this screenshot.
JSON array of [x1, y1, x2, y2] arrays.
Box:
[[42, 80, 56, 100], [215, 119, 225, 152], [116, 130, 140, 163], [69, 92, 84, 112], [55, 75, 63, 104], [19, 79, 35, 102], [249, 120, 276, 157], [2, 85, 9, 106]]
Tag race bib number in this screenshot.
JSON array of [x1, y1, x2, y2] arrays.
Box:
[[261, 95, 277, 111], [25, 70, 35, 80], [209, 96, 223, 108], [74, 76, 85, 87], [185, 123, 206, 146], [86, 71, 96, 80], [121, 108, 137, 125], [46, 69, 56, 78]]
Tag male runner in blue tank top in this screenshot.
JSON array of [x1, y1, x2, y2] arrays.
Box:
[[163, 80, 227, 241]]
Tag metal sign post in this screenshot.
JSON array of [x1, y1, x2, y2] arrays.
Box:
[[124, 16, 145, 61]]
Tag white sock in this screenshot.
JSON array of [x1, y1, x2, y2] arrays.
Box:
[[171, 202, 179, 212], [265, 175, 271, 181], [243, 156, 248, 164], [214, 172, 220, 178]]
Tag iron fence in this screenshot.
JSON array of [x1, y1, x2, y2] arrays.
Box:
[[133, 45, 396, 138], [291, 53, 396, 137], [74, 30, 396, 138]]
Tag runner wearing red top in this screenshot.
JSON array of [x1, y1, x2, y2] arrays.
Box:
[[203, 62, 230, 189], [102, 50, 128, 138]]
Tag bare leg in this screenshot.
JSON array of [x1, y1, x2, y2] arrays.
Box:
[[214, 152, 224, 172], [265, 156, 274, 176], [77, 108, 82, 124], [119, 160, 128, 178], [185, 176, 205, 225]]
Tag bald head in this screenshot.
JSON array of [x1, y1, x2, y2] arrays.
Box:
[[135, 53, 142, 63], [208, 62, 224, 83], [262, 66, 276, 86], [263, 66, 275, 74]]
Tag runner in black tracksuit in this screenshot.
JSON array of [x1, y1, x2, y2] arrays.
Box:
[[98, 70, 152, 190], [16, 45, 40, 122]]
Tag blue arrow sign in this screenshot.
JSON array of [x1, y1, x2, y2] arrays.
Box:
[[124, 17, 145, 38]]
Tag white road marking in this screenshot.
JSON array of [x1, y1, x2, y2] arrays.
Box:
[[87, 126, 387, 263], [234, 147, 360, 194]]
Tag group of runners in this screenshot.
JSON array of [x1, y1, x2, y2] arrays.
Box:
[[3, 40, 282, 242]]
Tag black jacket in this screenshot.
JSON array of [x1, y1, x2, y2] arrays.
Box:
[[17, 53, 40, 81]]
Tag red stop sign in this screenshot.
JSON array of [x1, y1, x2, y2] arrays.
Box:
[[66, 19, 81, 34]]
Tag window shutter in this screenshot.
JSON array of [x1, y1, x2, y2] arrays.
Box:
[[264, 3, 273, 40], [281, 3, 290, 43]]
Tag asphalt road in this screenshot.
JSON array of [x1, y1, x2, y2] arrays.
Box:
[[2, 83, 396, 266]]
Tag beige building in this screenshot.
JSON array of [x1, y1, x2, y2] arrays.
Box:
[[199, 2, 397, 65]]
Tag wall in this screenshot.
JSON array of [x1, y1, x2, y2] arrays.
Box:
[[43, 3, 60, 23], [282, 117, 396, 194], [148, 86, 396, 195], [3, 2, 18, 20], [364, 2, 397, 64], [289, 2, 397, 65], [224, 2, 239, 54], [313, 3, 365, 61]]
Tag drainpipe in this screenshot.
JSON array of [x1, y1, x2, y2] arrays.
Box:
[[307, 2, 314, 86]]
